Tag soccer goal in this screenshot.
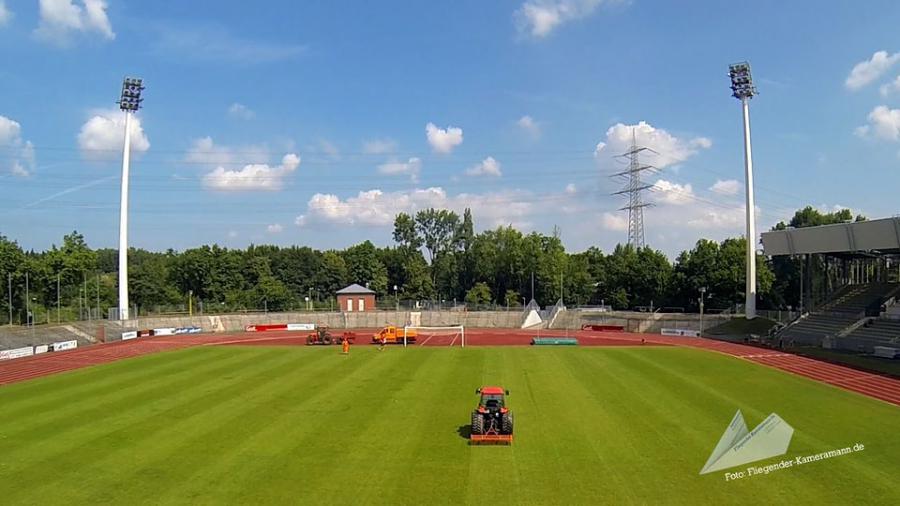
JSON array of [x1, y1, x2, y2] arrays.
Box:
[[403, 325, 465, 347]]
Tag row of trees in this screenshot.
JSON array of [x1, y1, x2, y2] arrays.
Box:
[[0, 206, 856, 323]]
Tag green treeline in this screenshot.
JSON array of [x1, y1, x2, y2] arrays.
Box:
[[0, 206, 863, 321]]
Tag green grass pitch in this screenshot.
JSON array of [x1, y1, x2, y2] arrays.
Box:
[[0, 346, 898, 505]]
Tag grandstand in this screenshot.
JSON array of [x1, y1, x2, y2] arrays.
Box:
[[762, 217, 900, 353], [776, 283, 899, 348]]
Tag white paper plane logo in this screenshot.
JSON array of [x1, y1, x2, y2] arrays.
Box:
[[699, 410, 794, 475]]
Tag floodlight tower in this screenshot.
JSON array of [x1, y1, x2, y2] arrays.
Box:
[[729, 62, 758, 319], [116, 77, 144, 320]]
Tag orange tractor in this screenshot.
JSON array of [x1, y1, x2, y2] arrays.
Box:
[[306, 325, 355, 345], [470, 386, 513, 445], [371, 325, 417, 345]]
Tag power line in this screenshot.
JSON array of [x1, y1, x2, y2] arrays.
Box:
[[611, 129, 657, 249]]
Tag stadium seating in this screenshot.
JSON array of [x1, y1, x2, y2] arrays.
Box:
[[818, 282, 900, 315], [844, 318, 900, 345], [778, 282, 900, 347], [779, 313, 860, 345]]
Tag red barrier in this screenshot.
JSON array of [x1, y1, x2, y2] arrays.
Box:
[[245, 324, 289, 332], [581, 324, 625, 332]]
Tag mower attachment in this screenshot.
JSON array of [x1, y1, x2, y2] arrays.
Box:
[[470, 434, 513, 445]]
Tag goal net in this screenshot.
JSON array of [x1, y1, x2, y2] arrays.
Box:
[[403, 325, 465, 347]]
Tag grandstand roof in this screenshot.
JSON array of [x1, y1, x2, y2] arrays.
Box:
[[761, 217, 900, 256]]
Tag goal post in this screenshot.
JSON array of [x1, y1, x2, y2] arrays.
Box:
[[403, 325, 465, 347]]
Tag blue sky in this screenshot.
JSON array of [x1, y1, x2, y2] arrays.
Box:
[[1, 0, 900, 257]]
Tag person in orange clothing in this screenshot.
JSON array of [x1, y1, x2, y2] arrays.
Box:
[[341, 337, 350, 355]]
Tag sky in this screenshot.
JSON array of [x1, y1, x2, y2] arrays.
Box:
[[2, 0, 900, 258]]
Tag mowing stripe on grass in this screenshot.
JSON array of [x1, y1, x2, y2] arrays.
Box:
[[1, 346, 898, 505], [161, 347, 419, 505], [0, 347, 254, 461], [1, 348, 309, 504], [81, 347, 346, 504], [0, 346, 223, 416]]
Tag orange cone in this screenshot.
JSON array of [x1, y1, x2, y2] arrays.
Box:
[[342, 338, 350, 355]]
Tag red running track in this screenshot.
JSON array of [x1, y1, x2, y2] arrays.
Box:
[[1, 329, 899, 407]]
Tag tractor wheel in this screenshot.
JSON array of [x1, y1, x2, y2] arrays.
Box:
[[322, 333, 333, 345], [471, 412, 484, 435], [306, 335, 315, 345], [501, 411, 514, 435]]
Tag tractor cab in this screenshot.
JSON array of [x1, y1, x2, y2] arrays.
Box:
[[476, 387, 509, 414]]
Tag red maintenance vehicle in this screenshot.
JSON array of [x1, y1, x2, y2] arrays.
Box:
[[305, 325, 356, 346], [470, 386, 513, 445]]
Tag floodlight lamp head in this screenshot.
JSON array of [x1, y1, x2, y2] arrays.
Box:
[[728, 61, 756, 100], [118, 76, 145, 112]]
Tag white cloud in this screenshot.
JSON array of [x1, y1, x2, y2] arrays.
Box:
[[317, 139, 340, 159], [296, 187, 533, 229], [565, 183, 577, 194], [0, 1, 12, 26], [35, 0, 115, 44], [153, 24, 306, 64], [517, 115, 541, 138], [690, 137, 713, 149], [0, 115, 34, 177], [377, 157, 422, 182], [651, 179, 694, 205], [185, 136, 269, 168], [425, 122, 463, 154], [186, 136, 235, 166], [710, 179, 740, 195], [880, 76, 900, 97], [266, 224, 283, 234], [856, 105, 900, 141], [362, 138, 397, 154], [601, 212, 627, 231], [466, 156, 502, 177], [78, 109, 150, 160], [0, 115, 20, 144], [514, 0, 612, 38], [227, 230, 238, 239], [684, 207, 747, 230], [846, 51, 900, 91], [11, 161, 29, 177], [594, 121, 710, 169], [203, 153, 300, 192], [227, 103, 255, 120]]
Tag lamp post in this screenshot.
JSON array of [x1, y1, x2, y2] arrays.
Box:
[[116, 77, 144, 321], [393, 284, 398, 311], [699, 287, 707, 337], [729, 62, 758, 320], [25, 271, 29, 327]]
